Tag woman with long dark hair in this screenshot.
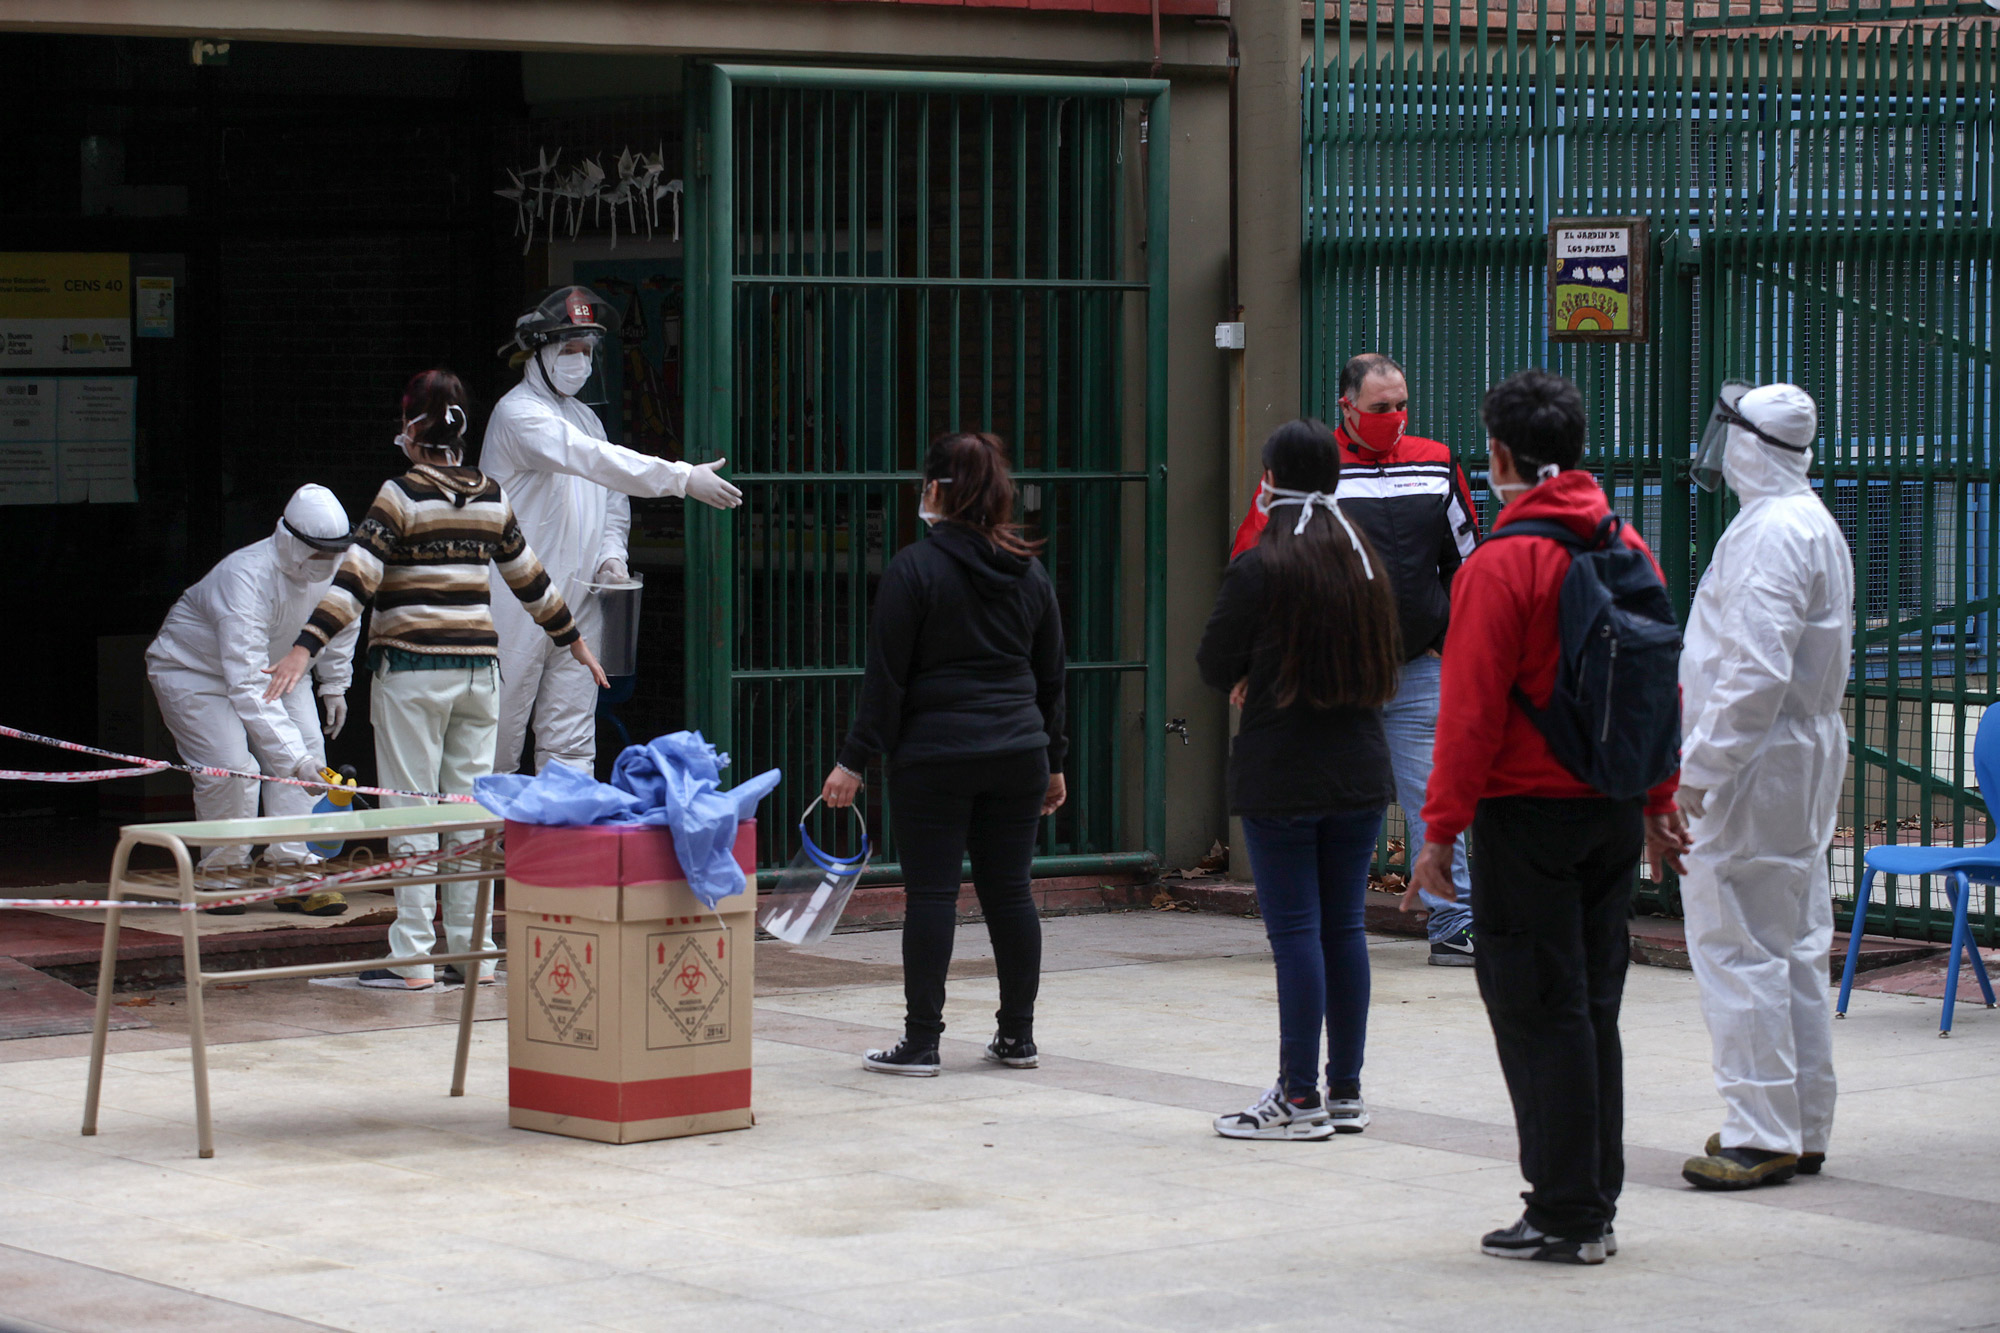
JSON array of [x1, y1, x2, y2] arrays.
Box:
[[820, 430, 1068, 1075], [1198, 418, 1402, 1137]]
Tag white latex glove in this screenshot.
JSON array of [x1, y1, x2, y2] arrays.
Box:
[[290, 755, 327, 796], [319, 691, 347, 740], [686, 457, 743, 510], [1676, 785, 1708, 821], [594, 556, 630, 584]]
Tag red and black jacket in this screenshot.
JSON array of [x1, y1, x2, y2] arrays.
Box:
[[1417, 470, 1680, 846], [1231, 428, 1481, 659]]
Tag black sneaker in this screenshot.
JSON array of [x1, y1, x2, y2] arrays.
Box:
[[1480, 1216, 1606, 1265], [863, 1038, 941, 1077], [1429, 927, 1475, 967], [984, 1035, 1039, 1069]]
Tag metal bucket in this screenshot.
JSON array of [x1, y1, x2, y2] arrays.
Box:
[[585, 576, 643, 678]]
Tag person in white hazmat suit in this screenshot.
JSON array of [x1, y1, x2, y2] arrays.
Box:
[[481, 286, 742, 775], [144, 484, 361, 909], [1675, 382, 1854, 1191]]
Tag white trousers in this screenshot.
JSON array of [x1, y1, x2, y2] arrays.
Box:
[[1681, 713, 1845, 1156], [492, 591, 601, 776], [148, 668, 320, 868], [372, 661, 500, 981]]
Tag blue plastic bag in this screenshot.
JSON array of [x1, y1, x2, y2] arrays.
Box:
[[473, 731, 780, 910], [611, 734, 781, 908], [473, 762, 642, 827]]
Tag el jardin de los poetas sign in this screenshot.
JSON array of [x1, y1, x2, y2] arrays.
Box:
[[1547, 218, 1648, 343]]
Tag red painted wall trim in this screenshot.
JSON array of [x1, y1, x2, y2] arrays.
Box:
[[797, 0, 1223, 13], [510, 1067, 753, 1123]]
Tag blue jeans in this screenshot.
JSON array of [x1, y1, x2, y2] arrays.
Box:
[[1240, 808, 1383, 1098], [1383, 653, 1474, 941]]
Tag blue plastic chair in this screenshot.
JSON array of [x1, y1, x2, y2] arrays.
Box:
[[1836, 705, 1999, 1036]]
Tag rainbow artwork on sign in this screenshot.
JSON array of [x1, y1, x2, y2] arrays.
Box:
[[1552, 226, 1633, 333]]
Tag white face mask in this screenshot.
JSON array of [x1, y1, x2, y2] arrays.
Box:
[[394, 409, 464, 465], [1256, 483, 1374, 579], [1488, 460, 1560, 505], [919, 481, 949, 526], [548, 350, 593, 397]]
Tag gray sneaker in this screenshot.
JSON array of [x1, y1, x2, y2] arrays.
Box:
[[1481, 1216, 1606, 1265], [1214, 1086, 1336, 1141], [1326, 1095, 1370, 1133]]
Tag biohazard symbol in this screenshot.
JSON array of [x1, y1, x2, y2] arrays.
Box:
[[648, 934, 729, 1046], [528, 933, 597, 1046]]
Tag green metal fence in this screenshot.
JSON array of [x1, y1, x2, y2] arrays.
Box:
[[1305, 0, 1997, 943], [684, 65, 1171, 879]]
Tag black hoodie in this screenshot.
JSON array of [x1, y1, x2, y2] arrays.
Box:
[[838, 521, 1067, 773]]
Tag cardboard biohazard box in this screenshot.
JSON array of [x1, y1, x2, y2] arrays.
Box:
[[503, 819, 757, 1144]]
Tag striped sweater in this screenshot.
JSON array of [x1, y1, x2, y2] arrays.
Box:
[[297, 465, 579, 660]]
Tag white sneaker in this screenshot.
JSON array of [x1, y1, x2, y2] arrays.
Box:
[[1326, 1096, 1370, 1133], [1214, 1086, 1336, 1141]]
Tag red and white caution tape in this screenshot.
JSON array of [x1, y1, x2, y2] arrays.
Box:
[[0, 724, 477, 804], [0, 832, 503, 912], [0, 764, 170, 783]]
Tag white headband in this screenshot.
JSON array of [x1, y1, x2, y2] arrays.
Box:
[[1257, 484, 1374, 580]]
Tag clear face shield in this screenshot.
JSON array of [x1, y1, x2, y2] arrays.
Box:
[[1694, 379, 1812, 492], [757, 797, 872, 946], [279, 518, 353, 578], [533, 330, 607, 403], [510, 285, 620, 406]]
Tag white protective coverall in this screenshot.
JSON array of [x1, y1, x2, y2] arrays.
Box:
[[1677, 384, 1854, 1158], [481, 362, 692, 775], [145, 485, 361, 867]]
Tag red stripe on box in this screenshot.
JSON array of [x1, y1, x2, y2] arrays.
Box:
[[505, 820, 756, 890], [510, 1067, 752, 1123], [504, 821, 626, 887]]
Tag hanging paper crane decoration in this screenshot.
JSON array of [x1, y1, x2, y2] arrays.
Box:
[[496, 146, 682, 254]]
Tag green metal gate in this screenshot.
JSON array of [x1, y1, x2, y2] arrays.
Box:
[[1304, 0, 1998, 942], [684, 65, 1171, 879]]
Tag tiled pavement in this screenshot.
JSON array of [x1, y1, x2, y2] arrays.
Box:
[[1, 913, 1995, 1332]]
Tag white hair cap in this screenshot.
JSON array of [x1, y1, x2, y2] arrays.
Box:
[[283, 484, 351, 544], [1737, 383, 1817, 449]]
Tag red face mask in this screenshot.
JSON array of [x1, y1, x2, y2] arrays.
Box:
[[1343, 404, 1407, 455]]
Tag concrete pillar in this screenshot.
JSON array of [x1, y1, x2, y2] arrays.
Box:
[[1235, 0, 1303, 504], [1223, 2, 1303, 878]]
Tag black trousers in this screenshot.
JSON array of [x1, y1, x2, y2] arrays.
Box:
[[889, 748, 1049, 1043], [1470, 794, 1643, 1240]]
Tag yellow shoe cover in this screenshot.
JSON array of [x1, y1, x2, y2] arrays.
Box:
[[1683, 1146, 1798, 1190], [273, 890, 349, 917], [1704, 1132, 1824, 1175]]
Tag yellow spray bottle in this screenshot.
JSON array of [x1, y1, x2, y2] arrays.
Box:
[[307, 767, 359, 858]]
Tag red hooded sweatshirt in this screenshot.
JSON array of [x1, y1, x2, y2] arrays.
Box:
[[1418, 469, 1680, 846]]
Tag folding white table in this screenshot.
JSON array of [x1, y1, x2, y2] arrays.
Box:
[[80, 803, 505, 1158]]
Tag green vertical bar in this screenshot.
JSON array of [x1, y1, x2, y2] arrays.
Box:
[[698, 66, 737, 752], [1308, 0, 1325, 410], [1659, 227, 1692, 616], [1143, 86, 1171, 863]]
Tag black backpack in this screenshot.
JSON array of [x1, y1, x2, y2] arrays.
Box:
[[1487, 514, 1682, 801]]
